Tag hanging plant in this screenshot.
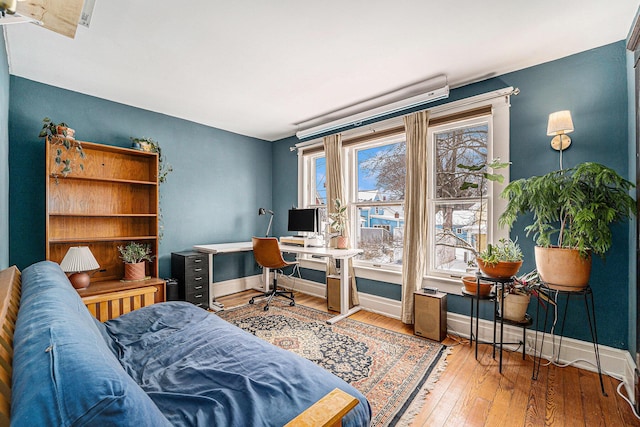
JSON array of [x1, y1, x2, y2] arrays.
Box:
[[39, 117, 86, 179], [130, 137, 174, 241], [130, 137, 173, 183]]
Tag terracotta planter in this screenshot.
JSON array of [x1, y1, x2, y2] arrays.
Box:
[[336, 236, 348, 249], [476, 258, 522, 279], [123, 262, 146, 281], [534, 246, 591, 291], [56, 125, 75, 139], [461, 276, 494, 297]]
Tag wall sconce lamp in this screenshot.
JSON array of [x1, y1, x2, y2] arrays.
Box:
[[547, 110, 574, 170], [59, 246, 100, 289], [258, 208, 274, 237]]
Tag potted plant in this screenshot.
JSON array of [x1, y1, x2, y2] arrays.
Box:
[[39, 117, 76, 139], [118, 242, 155, 281], [39, 117, 85, 178], [476, 237, 523, 279], [130, 137, 173, 183], [499, 162, 636, 291], [496, 270, 556, 322], [328, 198, 348, 249]]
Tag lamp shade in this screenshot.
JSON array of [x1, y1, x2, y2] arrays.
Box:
[[59, 246, 100, 273], [547, 110, 574, 136]]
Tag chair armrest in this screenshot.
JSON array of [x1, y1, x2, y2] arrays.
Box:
[[285, 388, 359, 427]]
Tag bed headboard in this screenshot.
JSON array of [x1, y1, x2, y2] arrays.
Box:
[[0, 266, 21, 427]]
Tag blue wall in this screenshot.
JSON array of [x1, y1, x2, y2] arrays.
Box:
[[272, 41, 631, 349], [5, 41, 633, 349], [0, 31, 9, 269], [8, 77, 269, 279]]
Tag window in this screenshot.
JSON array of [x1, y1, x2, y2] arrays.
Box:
[[352, 135, 406, 268], [430, 118, 491, 277], [298, 88, 511, 286], [311, 156, 326, 206]]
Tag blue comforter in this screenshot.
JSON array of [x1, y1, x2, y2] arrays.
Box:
[[104, 302, 371, 426]]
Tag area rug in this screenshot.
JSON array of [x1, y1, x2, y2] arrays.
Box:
[[218, 302, 449, 426]]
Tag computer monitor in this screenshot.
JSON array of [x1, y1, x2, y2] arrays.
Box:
[[287, 208, 318, 235]]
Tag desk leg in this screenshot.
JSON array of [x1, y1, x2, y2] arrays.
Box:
[[264, 267, 270, 293], [327, 260, 361, 324], [207, 254, 225, 311]]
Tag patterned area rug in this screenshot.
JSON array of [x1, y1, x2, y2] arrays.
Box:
[[218, 302, 449, 426]]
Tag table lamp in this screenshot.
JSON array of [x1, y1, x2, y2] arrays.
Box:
[[59, 246, 100, 289]]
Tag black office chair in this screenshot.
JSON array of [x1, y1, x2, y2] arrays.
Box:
[[249, 237, 298, 311]]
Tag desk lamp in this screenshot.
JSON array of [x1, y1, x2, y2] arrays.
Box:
[[59, 246, 100, 289], [258, 208, 274, 237]]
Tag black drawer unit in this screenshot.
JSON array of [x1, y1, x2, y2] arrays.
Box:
[[171, 251, 209, 309]]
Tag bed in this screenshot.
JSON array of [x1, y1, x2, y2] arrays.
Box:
[[0, 261, 371, 426]]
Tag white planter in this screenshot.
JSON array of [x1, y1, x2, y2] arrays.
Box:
[[499, 292, 530, 322]]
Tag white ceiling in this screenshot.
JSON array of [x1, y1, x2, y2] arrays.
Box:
[[4, 0, 639, 141]]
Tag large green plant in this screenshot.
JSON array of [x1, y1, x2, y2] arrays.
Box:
[[498, 162, 636, 258]]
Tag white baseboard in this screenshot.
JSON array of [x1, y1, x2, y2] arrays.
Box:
[[213, 274, 636, 401], [209, 275, 262, 303]]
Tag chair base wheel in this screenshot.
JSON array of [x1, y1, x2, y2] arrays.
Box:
[[290, 301, 295, 306], [264, 305, 269, 311], [249, 299, 254, 304]]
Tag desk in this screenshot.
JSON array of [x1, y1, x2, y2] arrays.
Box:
[[194, 242, 363, 324]]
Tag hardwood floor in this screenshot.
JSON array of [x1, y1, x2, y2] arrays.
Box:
[[217, 290, 640, 426]]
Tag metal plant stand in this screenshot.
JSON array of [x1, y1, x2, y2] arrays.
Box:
[[462, 274, 532, 373], [532, 284, 606, 396]]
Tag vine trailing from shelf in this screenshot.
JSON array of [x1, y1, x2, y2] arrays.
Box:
[[40, 117, 86, 182], [130, 137, 173, 183], [130, 136, 174, 240]]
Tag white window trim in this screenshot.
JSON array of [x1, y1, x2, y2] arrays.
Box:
[[296, 87, 513, 295]]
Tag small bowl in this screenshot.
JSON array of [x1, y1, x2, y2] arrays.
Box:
[[462, 276, 494, 296]]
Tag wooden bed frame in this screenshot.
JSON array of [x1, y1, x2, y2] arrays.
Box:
[[0, 265, 359, 427]]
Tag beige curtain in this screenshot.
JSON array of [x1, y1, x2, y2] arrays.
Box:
[[401, 111, 430, 324], [323, 134, 360, 306]]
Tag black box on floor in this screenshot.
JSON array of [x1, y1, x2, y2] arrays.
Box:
[[165, 278, 180, 301]]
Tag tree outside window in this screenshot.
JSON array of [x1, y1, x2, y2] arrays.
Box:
[[432, 123, 489, 274]]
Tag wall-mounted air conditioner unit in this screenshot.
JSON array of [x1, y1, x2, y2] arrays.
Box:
[[295, 75, 449, 140]]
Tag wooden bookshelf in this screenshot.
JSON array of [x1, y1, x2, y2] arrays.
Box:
[[45, 139, 160, 282]]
